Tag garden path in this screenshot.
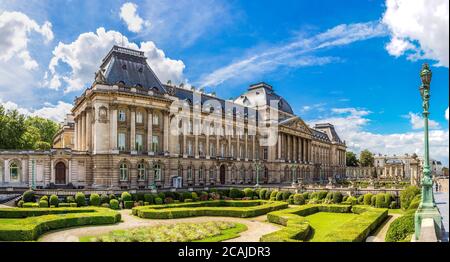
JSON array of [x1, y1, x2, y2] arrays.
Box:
[[366, 214, 400, 242], [39, 210, 281, 242]]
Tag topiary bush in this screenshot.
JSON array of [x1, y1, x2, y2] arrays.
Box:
[[39, 200, 48, 208], [389, 201, 397, 209], [144, 194, 153, 204], [375, 193, 387, 208], [40, 195, 48, 202], [265, 190, 272, 200], [318, 191, 328, 200], [230, 188, 244, 199], [182, 192, 192, 201], [370, 195, 376, 206], [243, 188, 254, 198], [109, 194, 116, 200], [101, 194, 110, 204], [75, 192, 86, 207], [343, 196, 349, 202], [293, 194, 305, 205], [121, 192, 132, 202], [22, 190, 35, 203], [407, 194, 421, 210], [164, 197, 174, 204], [282, 191, 292, 201], [66, 196, 75, 203], [400, 185, 420, 210], [154, 198, 163, 205], [302, 192, 309, 200], [110, 199, 119, 210], [259, 189, 267, 200], [270, 191, 278, 199], [49, 195, 59, 207], [357, 195, 364, 204], [363, 193, 373, 205], [17, 200, 24, 208], [89, 194, 101, 206], [385, 212, 415, 242], [275, 192, 283, 201], [124, 201, 134, 209], [332, 192, 343, 203]]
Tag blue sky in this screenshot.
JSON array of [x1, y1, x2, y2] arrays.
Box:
[[0, 0, 448, 164]]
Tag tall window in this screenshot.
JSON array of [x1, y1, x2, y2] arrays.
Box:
[[118, 110, 126, 122], [210, 143, 215, 156], [199, 142, 204, 156], [152, 136, 159, 152], [221, 144, 225, 157], [209, 168, 215, 180], [263, 148, 268, 160], [199, 167, 204, 180], [240, 146, 243, 159], [136, 134, 143, 151], [119, 163, 128, 181], [136, 112, 143, 124], [154, 164, 162, 181], [187, 166, 193, 180], [231, 145, 235, 158], [240, 169, 245, 181], [137, 163, 146, 181], [187, 140, 193, 156], [118, 133, 126, 151], [10, 163, 19, 181], [152, 114, 159, 125]]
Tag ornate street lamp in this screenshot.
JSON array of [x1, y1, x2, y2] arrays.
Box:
[[414, 63, 442, 241], [253, 160, 262, 187]]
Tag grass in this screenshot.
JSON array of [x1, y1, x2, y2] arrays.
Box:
[[80, 221, 247, 242], [305, 212, 358, 242]]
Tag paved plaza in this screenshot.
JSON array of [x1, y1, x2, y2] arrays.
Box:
[[434, 191, 449, 242]]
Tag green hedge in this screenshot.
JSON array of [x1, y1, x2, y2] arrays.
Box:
[[400, 185, 420, 210], [385, 211, 415, 242], [261, 204, 387, 242], [0, 207, 121, 241], [90, 194, 101, 206], [124, 201, 134, 209], [49, 195, 59, 207], [132, 200, 287, 219]]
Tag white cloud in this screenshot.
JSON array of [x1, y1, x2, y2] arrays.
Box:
[[407, 112, 440, 129], [308, 108, 449, 166], [0, 99, 72, 122], [120, 2, 150, 33], [47, 27, 186, 93], [199, 21, 387, 88], [0, 11, 53, 70], [382, 0, 449, 67], [445, 107, 449, 121]]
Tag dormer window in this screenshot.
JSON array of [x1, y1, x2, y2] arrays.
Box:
[[122, 64, 127, 70], [152, 87, 159, 92], [138, 67, 143, 73]]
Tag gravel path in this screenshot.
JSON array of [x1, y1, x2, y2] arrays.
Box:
[[38, 210, 281, 242], [366, 214, 400, 242]]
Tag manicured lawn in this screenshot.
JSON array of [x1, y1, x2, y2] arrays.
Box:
[[80, 221, 247, 242], [306, 212, 358, 242]]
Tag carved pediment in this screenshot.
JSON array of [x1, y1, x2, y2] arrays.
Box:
[[281, 117, 312, 135]]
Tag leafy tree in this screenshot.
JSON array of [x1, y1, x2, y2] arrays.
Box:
[[25, 116, 60, 144], [346, 151, 359, 167], [359, 149, 374, 167]]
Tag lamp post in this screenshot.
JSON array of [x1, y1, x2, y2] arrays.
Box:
[[414, 63, 442, 241], [254, 160, 262, 187]]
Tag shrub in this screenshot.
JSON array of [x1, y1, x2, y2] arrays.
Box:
[[184, 199, 193, 203], [302, 192, 309, 200], [259, 189, 267, 200], [363, 193, 373, 205], [343, 196, 348, 202], [293, 194, 305, 205], [310, 192, 318, 200], [164, 197, 174, 204], [385, 213, 414, 242], [109, 194, 116, 200], [75, 192, 86, 207], [400, 186, 420, 210], [270, 197, 276, 201], [408, 195, 421, 210], [282, 191, 291, 201], [89, 194, 101, 206], [22, 190, 35, 203], [121, 192, 132, 202], [243, 188, 254, 198], [69, 203, 77, 208], [110, 199, 119, 210], [200, 192, 209, 201], [17, 200, 24, 208], [154, 198, 163, 205], [39, 200, 48, 208], [100, 194, 110, 204], [357, 195, 364, 204], [389, 201, 397, 209], [332, 192, 343, 203], [58, 203, 71, 207], [230, 188, 244, 199], [265, 190, 272, 200], [370, 195, 376, 206], [276, 192, 283, 201], [66, 196, 75, 203], [40, 195, 48, 202], [384, 193, 394, 207], [124, 201, 134, 209], [318, 191, 328, 200], [101, 203, 110, 208], [182, 192, 192, 201], [144, 194, 153, 204], [49, 195, 59, 207], [325, 192, 333, 200], [270, 191, 278, 199], [347, 196, 358, 205], [375, 193, 388, 208]]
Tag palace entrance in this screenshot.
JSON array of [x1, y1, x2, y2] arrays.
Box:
[[55, 162, 66, 185]]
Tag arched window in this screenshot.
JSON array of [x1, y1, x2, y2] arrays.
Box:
[[210, 143, 215, 156], [119, 163, 128, 181], [154, 164, 162, 181], [209, 167, 215, 180], [240, 169, 245, 181], [10, 163, 19, 181], [199, 167, 204, 180], [187, 166, 193, 180], [137, 163, 146, 181]]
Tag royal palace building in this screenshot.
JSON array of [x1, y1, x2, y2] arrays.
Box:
[[0, 46, 346, 190]]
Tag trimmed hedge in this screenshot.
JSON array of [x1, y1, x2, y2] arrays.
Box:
[[22, 190, 35, 203], [39, 200, 48, 208], [132, 200, 288, 219], [0, 207, 121, 241], [259, 189, 267, 200], [293, 194, 305, 205], [261, 204, 387, 242], [243, 188, 254, 198], [75, 192, 86, 207], [363, 193, 373, 205], [124, 201, 134, 209], [49, 195, 59, 207], [385, 211, 415, 242], [121, 192, 132, 202], [400, 186, 420, 210], [110, 199, 119, 210], [90, 194, 101, 206]]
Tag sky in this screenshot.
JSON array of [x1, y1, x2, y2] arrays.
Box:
[[0, 0, 448, 165]]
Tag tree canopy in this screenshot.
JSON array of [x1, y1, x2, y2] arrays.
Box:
[[0, 105, 60, 150], [346, 151, 359, 167], [359, 149, 374, 167]]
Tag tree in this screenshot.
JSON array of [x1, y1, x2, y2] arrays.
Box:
[[25, 116, 59, 144], [346, 151, 359, 167], [359, 149, 374, 167]]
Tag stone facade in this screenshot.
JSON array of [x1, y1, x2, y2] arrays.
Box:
[[0, 45, 346, 190]]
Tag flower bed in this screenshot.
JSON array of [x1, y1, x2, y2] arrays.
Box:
[[260, 204, 388, 242], [0, 207, 121, 241], [132, 200, 288, 219]]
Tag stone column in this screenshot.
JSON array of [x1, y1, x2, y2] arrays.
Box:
[[130, 108, 136, 152], [194, 131, 199, 158], [50, 159, 55, 184], [164, 112, 169, 153], [74, 121, 78, 151], [86, 109, 92, 152], [68, 160, 72, 184], [277, 133, 282, 159], [309, 140, 312, 163], [183, 135, 187, 157], [245, 131, 248, 160], [147, 110, 153, 153], [4, 160, 9, 183], [237, 132, 240, 160], [110, 107, 118, 151], [252, 134, 256, 160], [216, 135, 220, 157], [206, 124, 210, 158]]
